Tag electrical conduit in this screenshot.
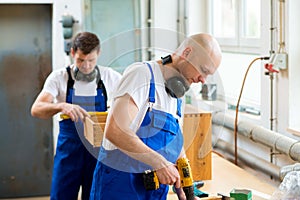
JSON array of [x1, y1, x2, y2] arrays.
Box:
[[213, 112, 300, 162]]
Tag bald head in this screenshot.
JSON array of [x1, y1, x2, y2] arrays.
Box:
[[175, 33, 222, 72]]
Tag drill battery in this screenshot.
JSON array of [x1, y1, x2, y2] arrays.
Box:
[[143, 170, 159, 190]]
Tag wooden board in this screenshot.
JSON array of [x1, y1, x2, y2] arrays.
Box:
[[84, 112, 107, 147], [183, 105, 212, 180]]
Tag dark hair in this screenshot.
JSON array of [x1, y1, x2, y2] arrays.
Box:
[[72, 32, 100, 54]]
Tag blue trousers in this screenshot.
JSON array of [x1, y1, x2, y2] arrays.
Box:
[[50, 133, 97, 200], [90, 162, 169, 200]]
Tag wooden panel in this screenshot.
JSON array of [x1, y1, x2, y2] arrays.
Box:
[[183, 105, 212, 181], [84, 112, 107, 147]]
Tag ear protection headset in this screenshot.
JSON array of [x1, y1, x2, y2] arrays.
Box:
[[74, 67, 97, 82], [162, 55, 189, 98]]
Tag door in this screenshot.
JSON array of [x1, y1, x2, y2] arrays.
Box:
[[0, 4, 53, 198]]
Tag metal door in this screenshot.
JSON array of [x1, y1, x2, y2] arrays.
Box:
[[0, 4, 53, 198], [84, 0, 142, 73]]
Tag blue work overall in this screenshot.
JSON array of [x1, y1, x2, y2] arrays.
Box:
[[90, 63, 183, 200], [50, 66, 107, 200]]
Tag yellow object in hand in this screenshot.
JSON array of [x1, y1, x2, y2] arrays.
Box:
[[60, 111, 107, 120]]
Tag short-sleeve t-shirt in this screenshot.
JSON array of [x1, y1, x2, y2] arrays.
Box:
[[102, 61, 184, 150], [42, 64, 122, 107]]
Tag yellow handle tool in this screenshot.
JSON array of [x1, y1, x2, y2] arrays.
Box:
[[177, 157, 195, 200], [60, 111, 107, 120]]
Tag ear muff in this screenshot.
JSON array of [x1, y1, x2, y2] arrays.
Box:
[[165, 76, 190, 98], [161, 55, 189, 98], [74, 67, 97, 82]]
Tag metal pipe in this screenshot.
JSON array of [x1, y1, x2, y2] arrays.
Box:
[[147, 0, 152, 60], [270, 0, 275, 55], [213, 112, 300, 162], [269, 0, 276, 169], [278, 0, 286, 52], [177, 0, 181, 46], [176, 0, 188, 45], [215, 139, 280, 180], [183, 0, 188, 36]]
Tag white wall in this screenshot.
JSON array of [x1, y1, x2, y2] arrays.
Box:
[[188, 0, 208, 34], [288, 0, 300, 134]]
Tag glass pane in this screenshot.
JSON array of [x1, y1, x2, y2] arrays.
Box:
[[243, 0, 261, 38], [84, 0, 142, 73], [212, 0, 236, 38]]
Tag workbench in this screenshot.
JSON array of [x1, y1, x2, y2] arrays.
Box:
[[167, 153, 277, 200]]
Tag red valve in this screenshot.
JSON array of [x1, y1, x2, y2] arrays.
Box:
[[264, 63, 279, 73]]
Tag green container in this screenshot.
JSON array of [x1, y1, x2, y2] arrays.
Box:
[[230, 189, 252, 200]]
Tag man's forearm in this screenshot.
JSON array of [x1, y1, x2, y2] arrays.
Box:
[[31, 102, 62, 119]]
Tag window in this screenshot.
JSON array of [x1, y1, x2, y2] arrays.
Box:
[[209, 0, 261, 53], [208, 0, 263, 115]]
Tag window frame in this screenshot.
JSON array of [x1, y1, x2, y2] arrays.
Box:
[[208, 0, 261, 54]]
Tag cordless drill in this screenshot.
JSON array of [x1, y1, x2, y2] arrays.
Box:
[[142, 170, 159, 190], [142, 157, 195, 200], [176, 157, 195, 200]]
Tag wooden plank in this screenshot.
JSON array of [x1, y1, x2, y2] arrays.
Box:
[[84, 113, 107, 147], [183, 105, 212, 181]]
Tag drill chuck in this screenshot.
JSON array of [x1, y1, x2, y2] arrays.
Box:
[[183, 186, 195, 200], [177, 157, 195, 200]]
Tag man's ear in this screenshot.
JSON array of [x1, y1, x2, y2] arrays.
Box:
[[70, 48, 75, 57], [182, 47, 191, 58]]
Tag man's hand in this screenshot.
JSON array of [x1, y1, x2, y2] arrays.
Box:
[[155, 164, 181, 187], [60, 103, 90, 122]]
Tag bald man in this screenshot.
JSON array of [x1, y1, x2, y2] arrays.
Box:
[[90, 33, 222, 200]]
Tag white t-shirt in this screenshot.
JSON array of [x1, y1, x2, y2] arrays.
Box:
[[42, 64, 122, 107], [102, 61, 184, 149]]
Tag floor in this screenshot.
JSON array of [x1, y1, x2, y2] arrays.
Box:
[[0, 197, 49, 200]]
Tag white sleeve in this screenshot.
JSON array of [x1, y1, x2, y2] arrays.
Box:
[[41, 68, 68, 103], [114, 62, 151, 111], [42, 71, 61, 97]]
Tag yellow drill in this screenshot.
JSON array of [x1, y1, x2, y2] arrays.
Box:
[[143, 157, 195, 200], [176, 157, 195, 200]]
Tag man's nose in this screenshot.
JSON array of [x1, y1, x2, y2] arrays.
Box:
[[82, 60, 92, 68], [198, 76, 206, 84]]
